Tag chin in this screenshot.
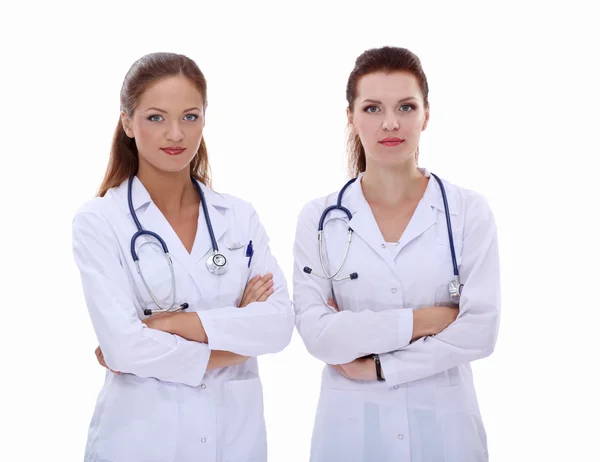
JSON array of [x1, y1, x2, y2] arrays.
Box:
[[152, 158, 194, 174], [369, 150, 415, 169]]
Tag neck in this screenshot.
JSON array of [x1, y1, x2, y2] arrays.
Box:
[[361, 162, 427, 207], [137, 163, 199, 214]]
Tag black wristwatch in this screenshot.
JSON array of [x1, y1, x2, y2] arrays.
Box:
[[372, 354, 385, 381]]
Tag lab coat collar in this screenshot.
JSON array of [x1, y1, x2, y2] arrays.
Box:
[[117, 176, 231, 214], [422, 169, 459, 216], [114, 176, 231, 271], [338, 168, 458, 223], [329, 168, 455, 276]]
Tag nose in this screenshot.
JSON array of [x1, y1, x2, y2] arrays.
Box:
[[382, 113, 399, 131], [166, 121, 184, 142]]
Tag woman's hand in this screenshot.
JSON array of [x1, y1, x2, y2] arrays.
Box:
[[239, 273, 274, 307], [326, 297, 378, 380], [207, 350, 251, 370], [142, 311, 176, 331], [412, 305, 459, 341], [95, 346, 120, 375], [95, 275, 274, 372], [331, 357, 378, 381]]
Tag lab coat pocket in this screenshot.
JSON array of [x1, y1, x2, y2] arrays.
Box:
[[222, 377, 267, 462], [435, 384, 487, 461], [310, 388, 364, 462], [437, 410, 488, 462], [95, 375, 177, 462]]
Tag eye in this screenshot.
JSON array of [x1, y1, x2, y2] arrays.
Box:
[[399, 104, 415, 112], [364, 106, 380, 113], [184, 114, 199, 121], [148, 114, 163, 122]]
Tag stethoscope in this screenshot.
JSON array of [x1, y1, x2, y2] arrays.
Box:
[[303, 173, 463, 299], [128, 175, 228, 315]]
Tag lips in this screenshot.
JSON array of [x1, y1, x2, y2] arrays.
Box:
[[378, 138, 405, 147], [161, 147, 186, 156]]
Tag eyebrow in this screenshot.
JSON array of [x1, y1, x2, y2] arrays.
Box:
[[361, 97, 418, 104], [144, 106, 202, 113]]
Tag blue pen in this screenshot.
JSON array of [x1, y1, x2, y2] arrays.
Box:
[[246, 240, 254, 268]]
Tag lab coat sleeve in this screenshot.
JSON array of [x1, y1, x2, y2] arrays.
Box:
[[292, 201, 414, 365], [72, 209, 210, 387], [379, 193, 501, 386], [197, 205, 294, 356]]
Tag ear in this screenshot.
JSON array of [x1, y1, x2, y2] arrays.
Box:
[[121, 111, 134, 138], [346, 107, 354, 128], [422, 105, 430, 131]]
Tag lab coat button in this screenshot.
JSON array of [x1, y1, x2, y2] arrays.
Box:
[[391, 288, 397, 294], [201, 383, 207, 389], [394, 385, 399, 389], [201, 437, 207, 443], [398, 433, 404, 440]]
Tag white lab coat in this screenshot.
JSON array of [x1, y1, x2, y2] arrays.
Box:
[[72, 176, 293, 462], [293, 169, 500, 462]]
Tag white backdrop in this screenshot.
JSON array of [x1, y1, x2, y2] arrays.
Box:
[[1, 1, 599, 461]]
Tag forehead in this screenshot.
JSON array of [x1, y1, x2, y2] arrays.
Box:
[[356, 71, 423, 102], [138, 75, 204, 109]]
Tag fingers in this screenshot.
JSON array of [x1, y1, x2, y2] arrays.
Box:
[[95, 347, 105, 367], [251, 275, 273, 303], [328, 298, 340, 312], [331, 364, 351, 379], [240, 273, 273, 307], [257, 285, 274, 302], [241, 274, 262, 297], [95, 347, 120, 375]]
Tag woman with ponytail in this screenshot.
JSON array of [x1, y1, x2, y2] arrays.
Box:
[[72, 52, 293, 462]]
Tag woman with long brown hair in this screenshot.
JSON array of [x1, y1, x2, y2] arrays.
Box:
[[293, 46, 500, 461], [72, 52, 293, 461]]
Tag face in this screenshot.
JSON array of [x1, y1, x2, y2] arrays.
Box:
[[348, 71, 429, 170], [121, 75, 205, 175]]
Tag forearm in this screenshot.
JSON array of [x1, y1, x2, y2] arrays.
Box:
[[160, 316, 252, 370], [158, 312, 208, 343], [206, 350, 251, 370], [198, 294, 293, 356], [410, 307, 452, 343], [296, 305, 414, 365], [380, 308, 499, 386]]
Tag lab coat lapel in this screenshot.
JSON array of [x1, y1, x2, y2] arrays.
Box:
[[122, 177, 190, 270], [391, 197, 437, 258], [391, 170, 453, 260], [343, 179, 400, 275]]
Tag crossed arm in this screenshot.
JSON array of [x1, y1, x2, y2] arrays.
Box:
[[74, 206, 293, 386], [292, 194, 500, 385]]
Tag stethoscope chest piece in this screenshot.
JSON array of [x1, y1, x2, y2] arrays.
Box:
[[206, 252, 228, 275], [448, 277, 464, 299]]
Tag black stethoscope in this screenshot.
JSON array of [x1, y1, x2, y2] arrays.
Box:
[[128, 175, 228, 315], [303, 173, 463, 298]]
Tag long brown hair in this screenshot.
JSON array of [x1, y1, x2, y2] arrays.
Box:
[[97, 52, 211, 197], [346, 46, 430, 178]]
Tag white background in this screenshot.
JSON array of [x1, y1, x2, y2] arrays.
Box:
[[1, 1, 599, 460]]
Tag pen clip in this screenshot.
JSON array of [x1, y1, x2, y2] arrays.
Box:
[[246, 240, 254, 267]]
